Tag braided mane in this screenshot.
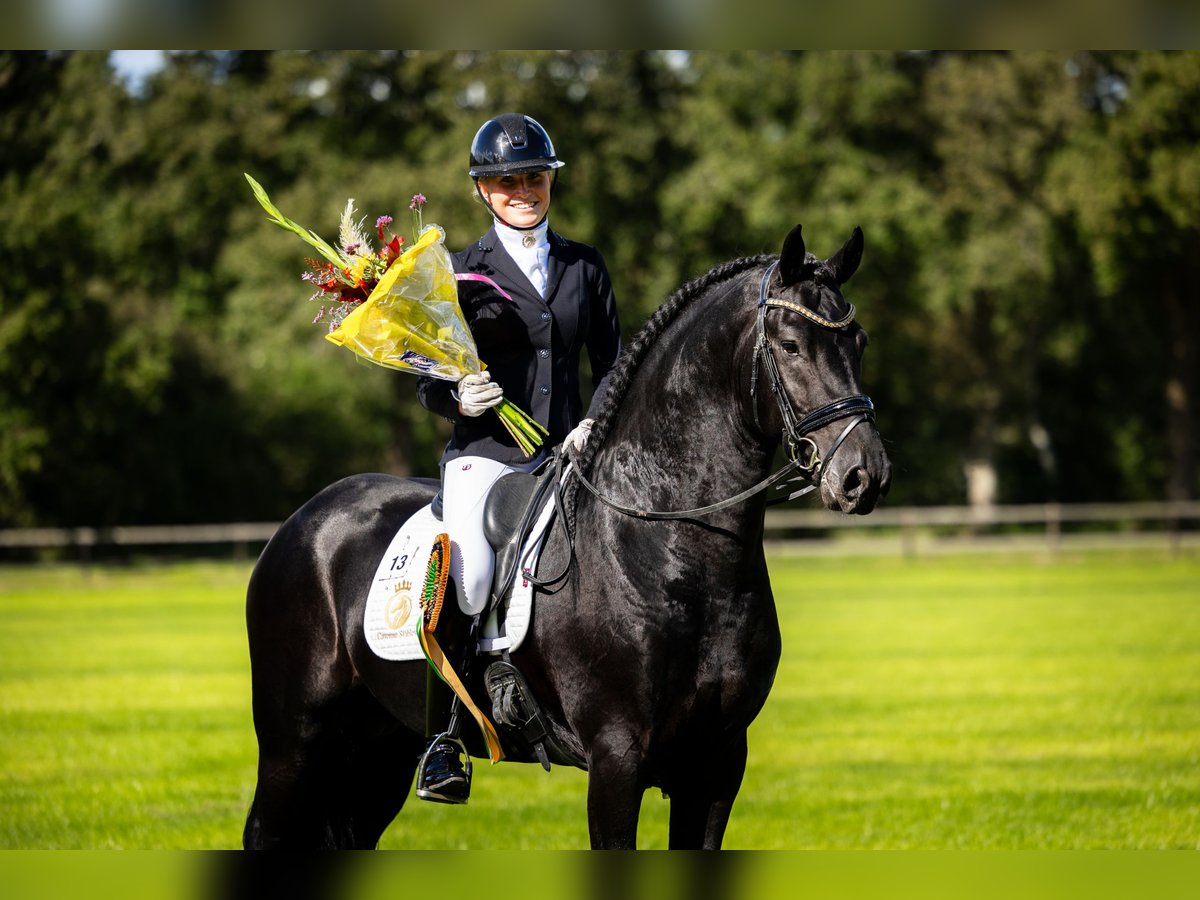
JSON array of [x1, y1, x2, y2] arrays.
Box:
[[570, 253, 773, 493]]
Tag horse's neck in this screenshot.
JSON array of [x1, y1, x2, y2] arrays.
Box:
[[590, 299, 773, 523]]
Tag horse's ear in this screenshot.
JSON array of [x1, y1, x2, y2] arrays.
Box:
[[779, 224, 807, 285], [827, 226, 864, 285]]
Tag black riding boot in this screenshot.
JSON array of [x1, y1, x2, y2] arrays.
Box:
[[416, 731, 471, 804], [416, 609, 476, 805], [416, 671, 471, 803]]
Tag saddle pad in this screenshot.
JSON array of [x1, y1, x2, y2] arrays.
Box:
[[363, 505, 438, 661], [363, 499, 557, 661]]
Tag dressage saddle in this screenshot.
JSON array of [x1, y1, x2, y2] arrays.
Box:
[[429, 453, 559, 607]]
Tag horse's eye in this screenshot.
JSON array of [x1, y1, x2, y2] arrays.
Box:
[[780, 340, 800, 356]]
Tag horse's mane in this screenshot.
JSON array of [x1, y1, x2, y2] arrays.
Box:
[[564, 253, 774, 522]]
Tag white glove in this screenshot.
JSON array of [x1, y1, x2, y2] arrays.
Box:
[[456, 372, 504, 417], [563, 418, 594, 456]]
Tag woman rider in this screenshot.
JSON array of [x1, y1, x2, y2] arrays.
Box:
[[413, 113, 623, 803]]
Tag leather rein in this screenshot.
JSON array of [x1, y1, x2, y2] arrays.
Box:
[[570, 261, 876, 521]]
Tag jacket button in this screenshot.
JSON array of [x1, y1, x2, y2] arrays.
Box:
[[539, 386, 550, 395], [541, 312, 552, 321], [538, 348, 550, 358]]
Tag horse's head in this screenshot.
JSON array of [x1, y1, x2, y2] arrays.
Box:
[[747, 224, 892, 514]]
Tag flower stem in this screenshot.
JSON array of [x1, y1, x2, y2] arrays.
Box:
[[495, 399, 549, 457]]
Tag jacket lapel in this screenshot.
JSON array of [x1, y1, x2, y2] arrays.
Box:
[[543, 229, 567, 306]]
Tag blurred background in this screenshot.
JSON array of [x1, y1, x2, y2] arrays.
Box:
[[1, 50, 1197, 534]]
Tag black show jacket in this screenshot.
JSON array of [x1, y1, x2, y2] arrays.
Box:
[[416, 226, 623, 467]]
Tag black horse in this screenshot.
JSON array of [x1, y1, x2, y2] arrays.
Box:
[[242, 225, 891, 849]]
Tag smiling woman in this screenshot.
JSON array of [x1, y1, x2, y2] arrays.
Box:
[[476, 171, 554, 231], [408, 111, 623, 803]]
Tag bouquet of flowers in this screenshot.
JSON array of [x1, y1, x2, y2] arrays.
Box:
[[245, 174, 548, 456]]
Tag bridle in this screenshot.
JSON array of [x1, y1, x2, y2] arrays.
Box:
[[749, 259, 876, 485], [570, 260, 876, 521]]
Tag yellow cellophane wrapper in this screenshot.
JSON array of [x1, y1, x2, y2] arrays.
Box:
[[325, 225, 479, 382]]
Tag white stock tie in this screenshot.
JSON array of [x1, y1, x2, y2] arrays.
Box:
[[530, 246, 548, 296], [495, 219, 550, 298]]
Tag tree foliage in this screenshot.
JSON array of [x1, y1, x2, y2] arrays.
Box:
[[1, 50, 1196, 527]]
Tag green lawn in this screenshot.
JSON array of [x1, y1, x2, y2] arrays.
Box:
[[0, 551, 1197, 849]]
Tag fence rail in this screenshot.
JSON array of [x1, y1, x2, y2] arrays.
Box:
[[763, 500, 1200, 556], [1, 501, 1198, 558], [0, 523, 279, 563], [763, 500, 1200, 529]]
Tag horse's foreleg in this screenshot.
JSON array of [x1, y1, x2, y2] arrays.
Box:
[[586, 731, 646, 849], [666, 730, 748, 849]]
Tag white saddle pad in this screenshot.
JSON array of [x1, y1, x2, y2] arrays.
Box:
[[363, 496, 558, 661]]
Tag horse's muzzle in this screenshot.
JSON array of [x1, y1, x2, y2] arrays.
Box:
[[819, 429, 891, 515]]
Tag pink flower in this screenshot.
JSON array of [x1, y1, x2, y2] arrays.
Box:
[[409, 193, 427, 210], [375, 215, 393, 239]]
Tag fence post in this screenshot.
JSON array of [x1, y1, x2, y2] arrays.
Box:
[[901, 510, 917, 557], [74, 527, 97, 576], [1045, 503, 1061, 555]]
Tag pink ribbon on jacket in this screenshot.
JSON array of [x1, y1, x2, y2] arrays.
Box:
[[454, 272, 514, 302]]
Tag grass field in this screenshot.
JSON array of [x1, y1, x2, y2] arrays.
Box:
[[0, 550, 1197, 849]]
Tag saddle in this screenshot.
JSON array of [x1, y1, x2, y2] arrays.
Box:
[[431, 452, 562, 611], [483, 458, 563, 606]]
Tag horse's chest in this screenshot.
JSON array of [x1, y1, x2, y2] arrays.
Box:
[[658, 594, 781, 724]]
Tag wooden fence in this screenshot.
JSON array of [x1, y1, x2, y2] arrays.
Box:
[[1, 501, 1198, 559], [762, 500, 1200, 556]]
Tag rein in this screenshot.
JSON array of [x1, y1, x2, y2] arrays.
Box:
[[569, 261, 876, 521]]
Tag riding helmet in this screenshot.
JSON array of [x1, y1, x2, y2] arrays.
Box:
[[468, 113, 565, 178]]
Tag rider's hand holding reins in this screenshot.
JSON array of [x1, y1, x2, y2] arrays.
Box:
[[563, 418, 594, 457], [456, 372, 504, 417]]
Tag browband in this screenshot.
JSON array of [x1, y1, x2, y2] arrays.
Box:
[[758, 261, 857, 330]]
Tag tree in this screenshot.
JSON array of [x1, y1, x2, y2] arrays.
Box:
[[662, 51, 948, 503], [919, 52, 1097, 504], [2, 51, 1195, 527], [1047, 51, 1200, 501]]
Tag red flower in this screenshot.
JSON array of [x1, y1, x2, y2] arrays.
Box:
[[383, 233, 404, 265]]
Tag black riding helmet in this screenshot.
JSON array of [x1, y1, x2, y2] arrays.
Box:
[[468, 113, 565, 178]]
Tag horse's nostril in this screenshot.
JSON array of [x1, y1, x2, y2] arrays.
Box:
[[842, 467, 869, 496]]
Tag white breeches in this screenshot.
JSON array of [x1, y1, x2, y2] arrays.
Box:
[[441, 455, 520, 616]]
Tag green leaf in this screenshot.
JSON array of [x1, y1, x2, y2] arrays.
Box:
[[244, 173, 347, 269]]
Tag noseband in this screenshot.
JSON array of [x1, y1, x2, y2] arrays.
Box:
[[570, 261, 877, 520]]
